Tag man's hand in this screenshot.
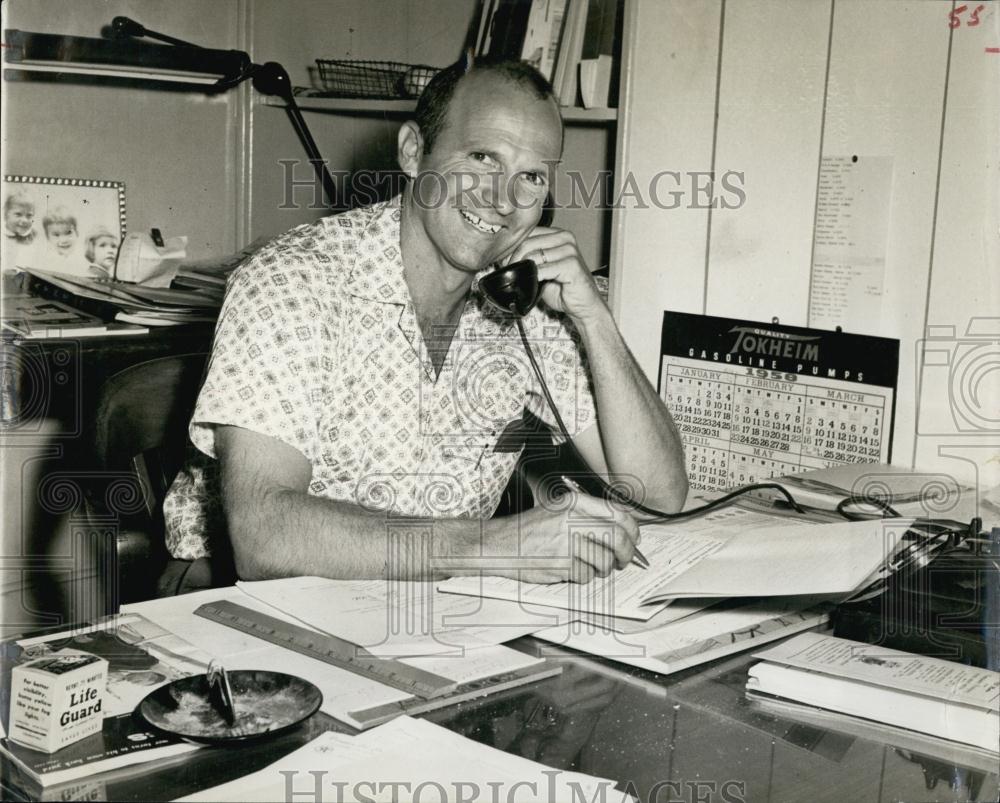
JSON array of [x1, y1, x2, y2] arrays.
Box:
[[486, 490, 641, 584], [506, 226, 607, 325]]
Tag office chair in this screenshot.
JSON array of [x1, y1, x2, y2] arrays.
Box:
[[86, 353, 208, 609]]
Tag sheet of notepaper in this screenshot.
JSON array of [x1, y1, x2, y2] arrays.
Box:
[[236, 576, 574, 657], [178, 716, 631, 803]]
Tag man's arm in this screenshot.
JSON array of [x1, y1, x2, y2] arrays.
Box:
[[216, 425, 640, 583], [508, 227, 689, 513]]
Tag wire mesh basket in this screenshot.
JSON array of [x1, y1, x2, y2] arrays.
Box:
[[315, 60, 440, 99]]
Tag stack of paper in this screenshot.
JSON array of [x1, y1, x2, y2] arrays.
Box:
[[24, 267, 221, 326], [179, 716, 631, 803], [437, 507, 910, 618], [534, 597, 833, 676]]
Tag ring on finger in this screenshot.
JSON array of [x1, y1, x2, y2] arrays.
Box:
[[536, 249, 547, 265]]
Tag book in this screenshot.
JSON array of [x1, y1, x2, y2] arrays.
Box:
[[551, 0, 589, 105], [1, 613, 210, 786], [1, 295, 148, 338], [746, 632, 1000, 753], [579, 54, 613, 108], [475, 0, 500, 55], [578, 0, 620, 107], [533, 597, 833, 675], [520, 0, 569, 81], [482, 0, 534, 60]]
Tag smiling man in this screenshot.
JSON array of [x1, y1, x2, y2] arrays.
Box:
[[160, 57, 687, 593]]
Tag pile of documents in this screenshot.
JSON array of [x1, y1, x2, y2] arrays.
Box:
[[23, 267, 221, 326], [216, 462, 978, 682]]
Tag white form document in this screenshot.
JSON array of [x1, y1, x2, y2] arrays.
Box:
[[179, 716, 631, 803], [123, 587, 543, 729], [534, 598, 832, 674], [438, 507, 909, 617], [237, 576, 576, 657]]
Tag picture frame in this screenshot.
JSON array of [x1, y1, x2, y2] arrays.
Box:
[[2, 174, 126, 279]]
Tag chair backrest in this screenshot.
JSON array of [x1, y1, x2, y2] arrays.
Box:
[[94, 353, 207, 507], [88, 353, 208, 606]]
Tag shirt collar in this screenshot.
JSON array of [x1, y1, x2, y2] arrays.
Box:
[[343, 196, 409, 305], [342, 195, 517, 335]]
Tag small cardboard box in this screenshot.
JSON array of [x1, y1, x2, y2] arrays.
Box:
[[8, 654, 108, 753]]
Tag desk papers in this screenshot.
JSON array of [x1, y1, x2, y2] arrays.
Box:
[[123, 587, 548, 730], [438, 508, 908, 619], [237, 577, 574, 657], [746, 633, 1000, 753], [178, 716, 631, 803], [534, 598, 832, 676]]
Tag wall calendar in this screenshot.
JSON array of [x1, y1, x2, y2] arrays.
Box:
[[658, 312, 900, 492]]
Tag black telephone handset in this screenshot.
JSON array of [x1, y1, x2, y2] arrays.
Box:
[[480, 259, 541, 317]]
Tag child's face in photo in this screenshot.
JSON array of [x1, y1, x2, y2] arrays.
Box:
[[47, 222, 77, 254], [93, 235, 118, 269], [5, 203, 35, 237]]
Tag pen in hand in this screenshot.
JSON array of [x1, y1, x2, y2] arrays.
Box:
[[560, 475, 650, 571]]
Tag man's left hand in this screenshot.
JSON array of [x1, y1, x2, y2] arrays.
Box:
[[507, 227, 607, 324]]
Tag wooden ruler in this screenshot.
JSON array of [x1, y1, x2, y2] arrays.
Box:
[[194, 599, 459, 699]]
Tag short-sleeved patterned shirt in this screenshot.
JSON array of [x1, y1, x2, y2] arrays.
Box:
[[163, 197, 596, 560]]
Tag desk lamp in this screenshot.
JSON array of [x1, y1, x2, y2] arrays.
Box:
[[3, 17, 339, 208]]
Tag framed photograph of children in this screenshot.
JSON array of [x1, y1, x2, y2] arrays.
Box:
[[2, 175, 127, 279]]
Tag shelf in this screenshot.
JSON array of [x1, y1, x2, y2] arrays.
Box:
[[264, 96, 617, 123]]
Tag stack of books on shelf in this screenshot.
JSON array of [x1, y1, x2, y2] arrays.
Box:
[[476, 0, 622, 109], [15, 267, 223, 329]]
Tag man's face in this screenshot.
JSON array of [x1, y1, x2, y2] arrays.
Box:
[[407, 73, 562, 276], [5, 204, 34, 237]]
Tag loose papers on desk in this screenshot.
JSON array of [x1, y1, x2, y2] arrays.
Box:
[[437, 506, 911, 620], [122, 587, 548, 731], [237, 576, 577, 657], [534, 597, 833, 676], [178, 716, 631, 803]]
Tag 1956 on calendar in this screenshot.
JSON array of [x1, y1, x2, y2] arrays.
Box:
[[658, 312, 900, 492]]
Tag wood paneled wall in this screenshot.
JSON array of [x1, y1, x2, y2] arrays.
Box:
[[611, 0, 999, 487]]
